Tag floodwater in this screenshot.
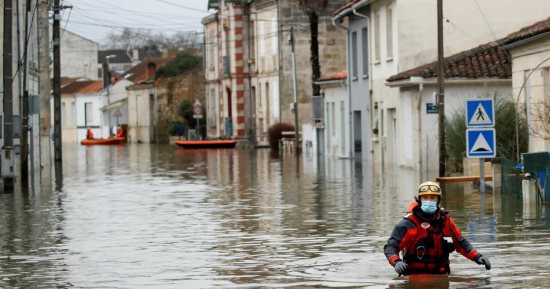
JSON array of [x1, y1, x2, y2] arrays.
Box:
[[1, 144, 549, 288]]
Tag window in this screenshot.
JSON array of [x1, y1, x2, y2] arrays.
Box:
[[351, 31, 358, 79], [61, 102, 66, 127], [362, 27, 369, 77], [340, 101, 345, 155], [326, 104, 331, 149], [386, 5, 393, 60], [250, 21, 256, 62], [71, 101, 76, 127], [374, 12, 381, 63], [85, 102, 93, 125], [331, 102, 336, 137], [208, 31, 216, 70], [266, 82, 270, 125], [209, 88, 217, 128]]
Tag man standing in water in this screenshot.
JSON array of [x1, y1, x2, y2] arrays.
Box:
[[384, 181, 491, 275]]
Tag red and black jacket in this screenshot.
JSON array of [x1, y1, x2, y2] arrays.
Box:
[[384, 201, 479, 275]]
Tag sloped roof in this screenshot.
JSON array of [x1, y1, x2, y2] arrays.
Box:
[[387, 41, 511, 82], [98, 50, 132, 64], [318, 71, 347, 82], [332, 0, 360, 17], [503, 17, 550, 46], [120, 56, 174, 84], [388, 17, 550, 83], [60, 77, 81, 87], [61, 80, 103, 94]]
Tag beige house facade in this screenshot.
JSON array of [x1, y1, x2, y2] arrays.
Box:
[[502, 18, 550, 153]]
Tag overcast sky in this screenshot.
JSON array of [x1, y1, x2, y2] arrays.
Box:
[[64, 0, 211, 45]]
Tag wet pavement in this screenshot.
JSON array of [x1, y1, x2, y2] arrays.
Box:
[[1, 144, 549, 288]]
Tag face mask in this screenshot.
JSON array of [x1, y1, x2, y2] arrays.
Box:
[[420, 200, 438, 214]]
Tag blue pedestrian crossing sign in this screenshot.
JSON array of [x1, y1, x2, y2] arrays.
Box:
[[466, 99, 494, 127], [466, 128, 496, 158]]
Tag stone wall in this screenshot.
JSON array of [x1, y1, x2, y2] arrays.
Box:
[[277, 0, 348, 128], [156, 69, 206, 142]]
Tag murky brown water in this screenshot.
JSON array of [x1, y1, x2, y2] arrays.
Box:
[[1, 144, 549, 288]]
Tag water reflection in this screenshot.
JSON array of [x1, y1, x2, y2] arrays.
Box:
[[0, 144, 549, 288]]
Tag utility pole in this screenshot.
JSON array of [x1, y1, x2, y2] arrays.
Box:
[[53, 0, 62, 172], [290, 27, 299, 158], [3, 0, 15, 193], [21, 0, 32, 189], [437, 0, 446, 177], [38, 0, 52, 185]]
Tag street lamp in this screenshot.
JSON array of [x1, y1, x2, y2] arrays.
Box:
[[104, 54, 116, 90]]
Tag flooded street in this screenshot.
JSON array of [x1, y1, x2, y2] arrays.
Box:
[[1, 144, 550, 288]]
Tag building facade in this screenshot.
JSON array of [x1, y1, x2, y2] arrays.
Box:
[[60, 80, 103, 142], [332, 0, 550, 185], [502, 18, 550, 153], [203, 0, 348, 146], [60, 29, 99, 80]]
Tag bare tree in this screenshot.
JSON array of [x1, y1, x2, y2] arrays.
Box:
[[530, 101, 550, 140], [297, 0, 327, 97], [103, 28, 200, 51]]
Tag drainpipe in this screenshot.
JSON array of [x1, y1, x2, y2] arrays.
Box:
[[352, 7, 369, 19], [277, 0, 282, 122], [331, 17, 350, 158], [352, 7, 373, 90]]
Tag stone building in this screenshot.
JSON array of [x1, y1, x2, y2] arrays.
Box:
[[155, 69, 206, 143], [203, 0, 348, 146]]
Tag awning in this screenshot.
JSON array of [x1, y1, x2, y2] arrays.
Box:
[[100, 99, 125, 111]]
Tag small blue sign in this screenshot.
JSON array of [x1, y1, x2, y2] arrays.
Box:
[[466, 99, 494, 127], [426, 103, 438, 114], [466, 128, 496, 158]]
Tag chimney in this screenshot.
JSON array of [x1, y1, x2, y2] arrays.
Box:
[[147, 62, 156, 82], [102, 62, 110, 88]]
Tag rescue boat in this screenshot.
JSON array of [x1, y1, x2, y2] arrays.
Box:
[[80, 137, 125, 145]]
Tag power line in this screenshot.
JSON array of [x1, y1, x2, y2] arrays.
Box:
[[473, 0, 496, 40], [154, 0, 208, 13], [69, 9, 202, 28], [61, 5, 73, 37], [443, 17, 481, 46]]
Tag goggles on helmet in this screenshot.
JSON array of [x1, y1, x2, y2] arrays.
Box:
[[417, 182, 442, 196]]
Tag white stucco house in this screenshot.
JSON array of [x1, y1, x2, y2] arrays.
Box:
[[386, 41, 512, 182], [60, 80, 103, 142], [100, 79, 132, 138], [331, 0, 550, 186], [501, 17, 550, 153], [314, 71, 350, 158]]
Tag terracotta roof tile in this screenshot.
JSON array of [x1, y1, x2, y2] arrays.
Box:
[[387, 41, 511, 82], [318, 70, 347, 81], [503, 17, 550, 45], [120, 56, 174, 84], [61, 80, 103, 94]]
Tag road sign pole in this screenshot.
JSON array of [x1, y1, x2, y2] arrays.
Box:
[[480, 158, 485, 194]]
